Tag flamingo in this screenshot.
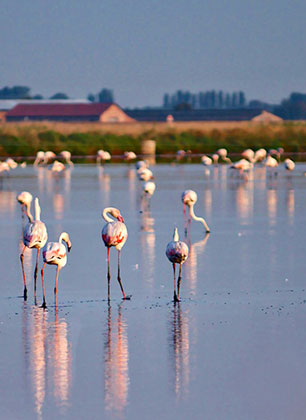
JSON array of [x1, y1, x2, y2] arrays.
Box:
[[20, 198, 48, 301], [6, 158, 18, 169], [254, 148, 267, 163], [41, 232, 72, 308], [135, 160, 148, 171], [101, 207, 130, 301], [166, 228, 189, 302], [34, 151, 45, 166], [265, 155, 278, 176], [16, 191, 33, 219], [284, 158, 295, 171], [59, 150, 74, 166], [217, 148, 231, 163], [44, 151, 56, 164], [50, 160, 66, 173], [201, 155, 212, 166], [137, 168, 154, 182], [142, 181, 156, 210], [124, 151, 137, 161], [97, 150, 111, 163], [176, 150, 186, 161], [181, 190, 210, 234], [230, 158, 253, 177], [241, 149, 255, 162], [212, 154, 219, 165]]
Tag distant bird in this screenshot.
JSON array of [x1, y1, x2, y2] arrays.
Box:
[[0, 161, 10, 175], [41, 232, 72, 308], [241, 149, 255, 162], [17, 191, 33, 219], [181, 190, 210, 234], [44, 151, 56, 164], [142, 181, 156, 210], [230, 158, 253, 174], [124, 151, 137, 161], [254, 148, 267, 163], [284, 158, 295, 171], [212, 153, 219, 165], [265, 155, 279, 174], [20, 162, 27, 168], [135, 160, 148, 171], [166, 227, 189, 302], [20, 198, 48, 301], [51, 160, 66, 173], [59, 150, 74, 166], [102, 207, 129, 301], [97, 150, 111, 163], [269, 148, 283, 162], [137, 168, 154, 182], [217, 148, 231, 163], [176, 150, 186, 160], [201, 155, 212, 166], [34, 151, 45, 166], [6, 158, 18, 169]]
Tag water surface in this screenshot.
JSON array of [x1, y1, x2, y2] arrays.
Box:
[[1, 163, 306, 420]]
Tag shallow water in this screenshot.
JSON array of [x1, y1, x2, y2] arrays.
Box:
[[1, 163, 306, 420]]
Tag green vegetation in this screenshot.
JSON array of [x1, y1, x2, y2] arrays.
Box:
[[0, 122, 306, 159]]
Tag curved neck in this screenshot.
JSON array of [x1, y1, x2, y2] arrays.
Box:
[[34, 198, 41, 221], [103, 207, 115, 222], [59, 232, 69, 246], [190, 204, 210, 232], [173, 228, 179, 241], [25, 201, 33, 223]]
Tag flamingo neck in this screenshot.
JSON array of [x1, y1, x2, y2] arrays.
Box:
[[173, 227, 179, 241], [103, 207, 116, 223], [189, 204, 210, 232], [34, 198, 41, 221], [25, 201, 33, 223]]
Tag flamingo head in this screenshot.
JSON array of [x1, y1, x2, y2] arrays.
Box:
[[110, 207, 124, 223]]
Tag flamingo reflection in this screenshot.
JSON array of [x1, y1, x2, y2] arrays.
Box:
[[23, 305, 72, 419], [168, 303, 190, 399], [104, 303, 129, 414], [139, 211, 155, 285], [185, 234, 210, 293]]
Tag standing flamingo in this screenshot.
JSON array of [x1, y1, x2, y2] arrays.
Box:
[[166, 228, 189, 302], [284, 158, 295, 172], [181, 190, 210, 235], [41, 232, 72, 308], [34, 151, 45, 166], [101, 207, 130, 300], [142, 181, 156, 210], [17, 191, 33, 219], [59, 150, 74, 166], [20, 198, 48, 301]]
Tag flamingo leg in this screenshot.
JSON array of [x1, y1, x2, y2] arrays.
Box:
[[34, 248, 40, 304], [173, 263, 179, 302], [20, 245, 27, 300], [117, 250, 126, 299], [177, 263, 182, 301], [107, 247, 111, 301], [41, 262, 47, 308], [183, 204, 187, 237], [54, 264, 60, 296]]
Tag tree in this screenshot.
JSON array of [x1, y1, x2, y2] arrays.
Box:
[[0, 85, 31, 99], [50, 92, 69, 100], [98, 89, 114, 103]]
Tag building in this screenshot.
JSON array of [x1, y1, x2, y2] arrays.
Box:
[[124, 108, 267, 122], [251, 110, 283, 123], [6, 103, 134, 123]]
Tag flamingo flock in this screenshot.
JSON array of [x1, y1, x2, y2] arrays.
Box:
[[11, 144, 302, 304]]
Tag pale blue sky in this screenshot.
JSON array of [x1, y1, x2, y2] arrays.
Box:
[[1, 0, 305, 107]]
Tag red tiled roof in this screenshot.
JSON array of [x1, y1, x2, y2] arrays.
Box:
[[6, 103, 113, 117]]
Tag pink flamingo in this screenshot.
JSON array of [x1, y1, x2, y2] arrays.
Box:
[[102, 207, 130, 300], [166, 228, 189, 302], [41, 232, 72, 308], [181, 190, 210, 235], [17, 191, 33, 219], [20, 198, 48, 301]]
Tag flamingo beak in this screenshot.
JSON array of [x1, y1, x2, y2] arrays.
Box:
[[68, 243, 72, 252], [117, 215, 124, 223]]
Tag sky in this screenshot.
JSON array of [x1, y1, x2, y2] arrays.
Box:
[[0, 0, 305, 108]]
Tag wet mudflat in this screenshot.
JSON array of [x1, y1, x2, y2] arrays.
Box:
[[0, 163, 306, 420]]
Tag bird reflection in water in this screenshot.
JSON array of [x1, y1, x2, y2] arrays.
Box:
[[235, 182, 254, 223], [266, 181, 278, 227], [184, 234, 210, 293], [286, 186, 295, 226], [104, 303, 129, 415], [0, 190, 17, 216], [139, 210, 155, 285], [98, 166, 111, 202], [23, 305, 72, 419], [168, 303, 190, 399]]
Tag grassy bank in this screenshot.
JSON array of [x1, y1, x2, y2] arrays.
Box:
[[0, 121, 306, 158]]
